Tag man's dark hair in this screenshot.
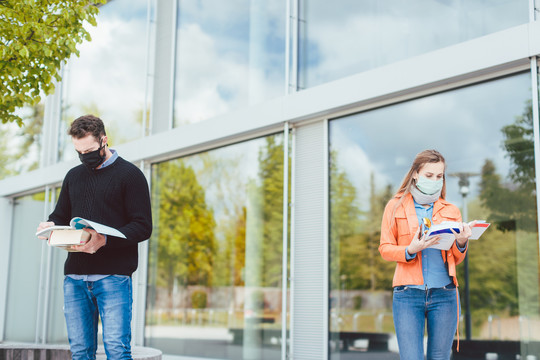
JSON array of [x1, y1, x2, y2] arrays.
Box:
[[68, 115, 107, 140]]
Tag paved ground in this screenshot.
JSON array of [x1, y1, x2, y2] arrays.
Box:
[[150, 337, 400, 360]]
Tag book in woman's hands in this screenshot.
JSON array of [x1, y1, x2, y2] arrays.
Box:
[[36, 217, 126, 251], [425, 220, 490, 250]]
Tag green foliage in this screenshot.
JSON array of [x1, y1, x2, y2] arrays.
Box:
[[152, 159, 216, 307], [480, 99, 537, 232], [0, 0, 105, 125], [471, 97, 539, 333], [457, 199, 519, 331], [191, 290, 207, 309], [502, 100, 535, 189], [329, 150, 394, 293], [256, 135, 288, 288], [0, 102, 43, 179], [0, 124, 15, 179], [249, 290, 266, 311], [13, 102, 43, 170], [353, 295, 363, 310]]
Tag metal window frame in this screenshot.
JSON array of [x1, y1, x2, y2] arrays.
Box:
[[532, 58, 540, 270]]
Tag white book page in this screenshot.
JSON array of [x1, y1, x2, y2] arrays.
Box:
[[36, 225, 73, 239], [70, 217, 126, 238]]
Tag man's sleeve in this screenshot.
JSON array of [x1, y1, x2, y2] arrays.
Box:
[[47, 177, 71, 226], [106, 168, 152, 248]]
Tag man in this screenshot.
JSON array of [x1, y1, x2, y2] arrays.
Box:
[[36, 115, 152, 360]]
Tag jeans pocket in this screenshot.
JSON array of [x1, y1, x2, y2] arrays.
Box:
[[394, 285, 409, 293], [443, 283, 456, 290]]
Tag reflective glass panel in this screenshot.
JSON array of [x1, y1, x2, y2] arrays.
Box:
[[4, 192, 46, 341], [47, 188, 69, 343], [329, 73, 539, 359], [59, 0, 151, 161], [173, 0, 286, 126], [146, 134, 288, 359], [299, 0, 528, 89], [0, 104, 44, 179]]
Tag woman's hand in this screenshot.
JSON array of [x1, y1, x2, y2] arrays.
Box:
[[407, 226, 441, 255], [452, 221, 476, 247]]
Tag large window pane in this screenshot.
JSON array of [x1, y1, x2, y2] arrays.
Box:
[[146, 134, 288, 359], [300, 0, 528, 89], [4, 192, 46, 342], [59, 0, 151, 161], [46, 187, 69, 344], [329, 73, 538, 359], [0, 103, 44, 179], [173, 0, 285, 127]]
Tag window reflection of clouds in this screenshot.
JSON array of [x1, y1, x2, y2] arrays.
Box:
[[60, 0, 148, 161], [330, 73, 531, 209], [300, 0, 527, 88], [174, 0, 285, 126]]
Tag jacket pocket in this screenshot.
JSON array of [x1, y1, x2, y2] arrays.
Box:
[[438, 207, 460, 221], [395, 215, 410, 243]]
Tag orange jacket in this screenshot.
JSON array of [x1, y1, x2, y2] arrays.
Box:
[[379, 193, 468, 287]]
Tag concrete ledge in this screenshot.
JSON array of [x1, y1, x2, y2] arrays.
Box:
[[0, 343, 162, 360]]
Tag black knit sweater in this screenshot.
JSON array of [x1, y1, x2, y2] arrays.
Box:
[[48, 157, 152, 276]]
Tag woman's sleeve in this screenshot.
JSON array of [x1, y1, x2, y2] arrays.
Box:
[[379, 200, 413, 264], [449, 207, 467, 264]]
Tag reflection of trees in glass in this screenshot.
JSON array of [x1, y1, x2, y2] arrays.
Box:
[[147, 135, 287, 326], [257, 136, 286, 288], [461, 98, 538, 335], [0, 126, 15, 180], [457, 196, 519, 333], [0, 103, 43, 179], [329, 150, 394, 294], [192, 152, 246, 289], [152, 159, 216, 309]]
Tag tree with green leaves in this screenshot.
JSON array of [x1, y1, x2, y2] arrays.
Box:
[[257, 135, 288, 288], [468, 98, 539, 335], [0, 0, 105, 125], [329, 151, 394, 294], [151, 159, 216, 310], [479, 99, 537, 232]]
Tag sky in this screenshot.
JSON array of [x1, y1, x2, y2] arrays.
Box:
[[59, 0, 150, 161], [330, 72, 532, 210], [299, 0, 528, 87], [58, 0, 528, 152], [173, 0, 286, 126]]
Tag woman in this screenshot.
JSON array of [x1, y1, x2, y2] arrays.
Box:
[[379, 149, 474, 360]]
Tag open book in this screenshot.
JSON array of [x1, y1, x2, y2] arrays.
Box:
[[425, 220, 490, 250], [36, 217, 126, 251]]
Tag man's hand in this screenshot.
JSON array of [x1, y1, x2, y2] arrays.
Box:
[[407, 226, 441, 255], [72, 228, 106, 254], [37, 221, 55, 240]]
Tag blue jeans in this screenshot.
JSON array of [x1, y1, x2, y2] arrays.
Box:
[[393, 284, 459, 360], [64, 275, 133, 360]]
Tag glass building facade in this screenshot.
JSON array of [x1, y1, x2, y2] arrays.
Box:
[[1, 1, 540, 359]]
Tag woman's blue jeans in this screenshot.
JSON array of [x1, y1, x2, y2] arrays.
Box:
[[64, 275, 133, 360], [393, 284, 459, 360]]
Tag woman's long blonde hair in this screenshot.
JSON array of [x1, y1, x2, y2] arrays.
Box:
[[396, 149, 447, 201]]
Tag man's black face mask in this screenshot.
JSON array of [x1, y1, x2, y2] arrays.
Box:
[[79, 139, 105, 170]]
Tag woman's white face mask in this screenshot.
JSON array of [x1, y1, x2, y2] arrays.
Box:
[[416, 175, 443, 195]]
